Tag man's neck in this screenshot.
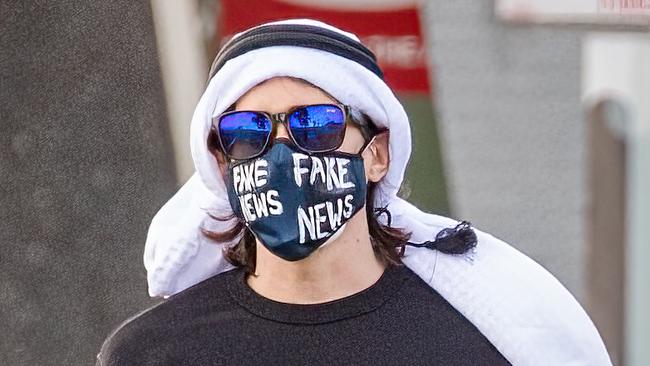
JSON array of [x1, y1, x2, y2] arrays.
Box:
[[246, 212, 386, 304]]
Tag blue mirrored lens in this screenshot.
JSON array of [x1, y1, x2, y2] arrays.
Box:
[[219, 112, 271, 159], [288, 105, 345, 151]]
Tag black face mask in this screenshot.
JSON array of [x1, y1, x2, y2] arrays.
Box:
[[226, 140, 367, 261]]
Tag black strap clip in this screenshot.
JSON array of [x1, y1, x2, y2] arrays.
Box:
[[406, 220, 478, 255]]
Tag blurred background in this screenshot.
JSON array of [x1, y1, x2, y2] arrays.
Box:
[[1, 0, 648, 365]]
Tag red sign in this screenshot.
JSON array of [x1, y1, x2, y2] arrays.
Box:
[[216, 0, 431, 94]]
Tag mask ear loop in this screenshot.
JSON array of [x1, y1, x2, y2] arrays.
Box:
[[357, 135, 376, 156], [356, 129, 388, 156]]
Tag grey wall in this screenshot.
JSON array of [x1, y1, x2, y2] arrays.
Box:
[[1, 2, 175, 365], [421, 1, 587, 302]]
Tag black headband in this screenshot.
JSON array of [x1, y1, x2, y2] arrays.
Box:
[[208, 24, 384, 81]]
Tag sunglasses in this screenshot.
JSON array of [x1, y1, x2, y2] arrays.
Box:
[[211, 103, 375, 160]]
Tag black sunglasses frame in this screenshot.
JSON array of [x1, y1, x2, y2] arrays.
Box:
[[212, 103, 374, 160]]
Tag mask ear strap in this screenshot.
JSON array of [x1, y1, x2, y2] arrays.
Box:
[[357, 135, 376, 155], [357, 129, 388, 155]]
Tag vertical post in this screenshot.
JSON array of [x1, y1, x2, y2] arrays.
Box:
[[583, 33, 650, 366], [626, 35, 650, 366], [150, 0, 209, 183], [586, 99, 626, 366]]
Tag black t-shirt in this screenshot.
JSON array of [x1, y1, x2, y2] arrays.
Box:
[[97, 265, 511, 365]]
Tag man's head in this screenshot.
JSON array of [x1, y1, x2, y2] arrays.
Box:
[[182, 18, 416, 271], [205, 76, 404, 271], [145, 18, 475, 298]]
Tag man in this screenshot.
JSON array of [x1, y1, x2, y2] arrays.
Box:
[[97, 19, 611, 365]]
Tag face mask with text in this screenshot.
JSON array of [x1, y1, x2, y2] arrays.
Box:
[[226, 140, 367, 261]]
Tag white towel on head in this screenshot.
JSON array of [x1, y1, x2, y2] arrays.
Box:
[[143, 18, 612, 365]]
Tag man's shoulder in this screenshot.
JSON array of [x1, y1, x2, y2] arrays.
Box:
[[143, 266, 241, 321], [96, 267, 241, 365], [95, 305, 163, 365], [406, 228, 612, 365]]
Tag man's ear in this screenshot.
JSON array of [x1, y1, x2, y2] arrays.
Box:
[[363, 131, 390, 183]]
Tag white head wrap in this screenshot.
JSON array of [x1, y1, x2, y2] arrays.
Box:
[[143, 19, 611, 365]]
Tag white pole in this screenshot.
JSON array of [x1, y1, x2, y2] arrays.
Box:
[[150, 0, 208, 184], [583, 33, 650, 366], [626, 35, 650, 366]]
